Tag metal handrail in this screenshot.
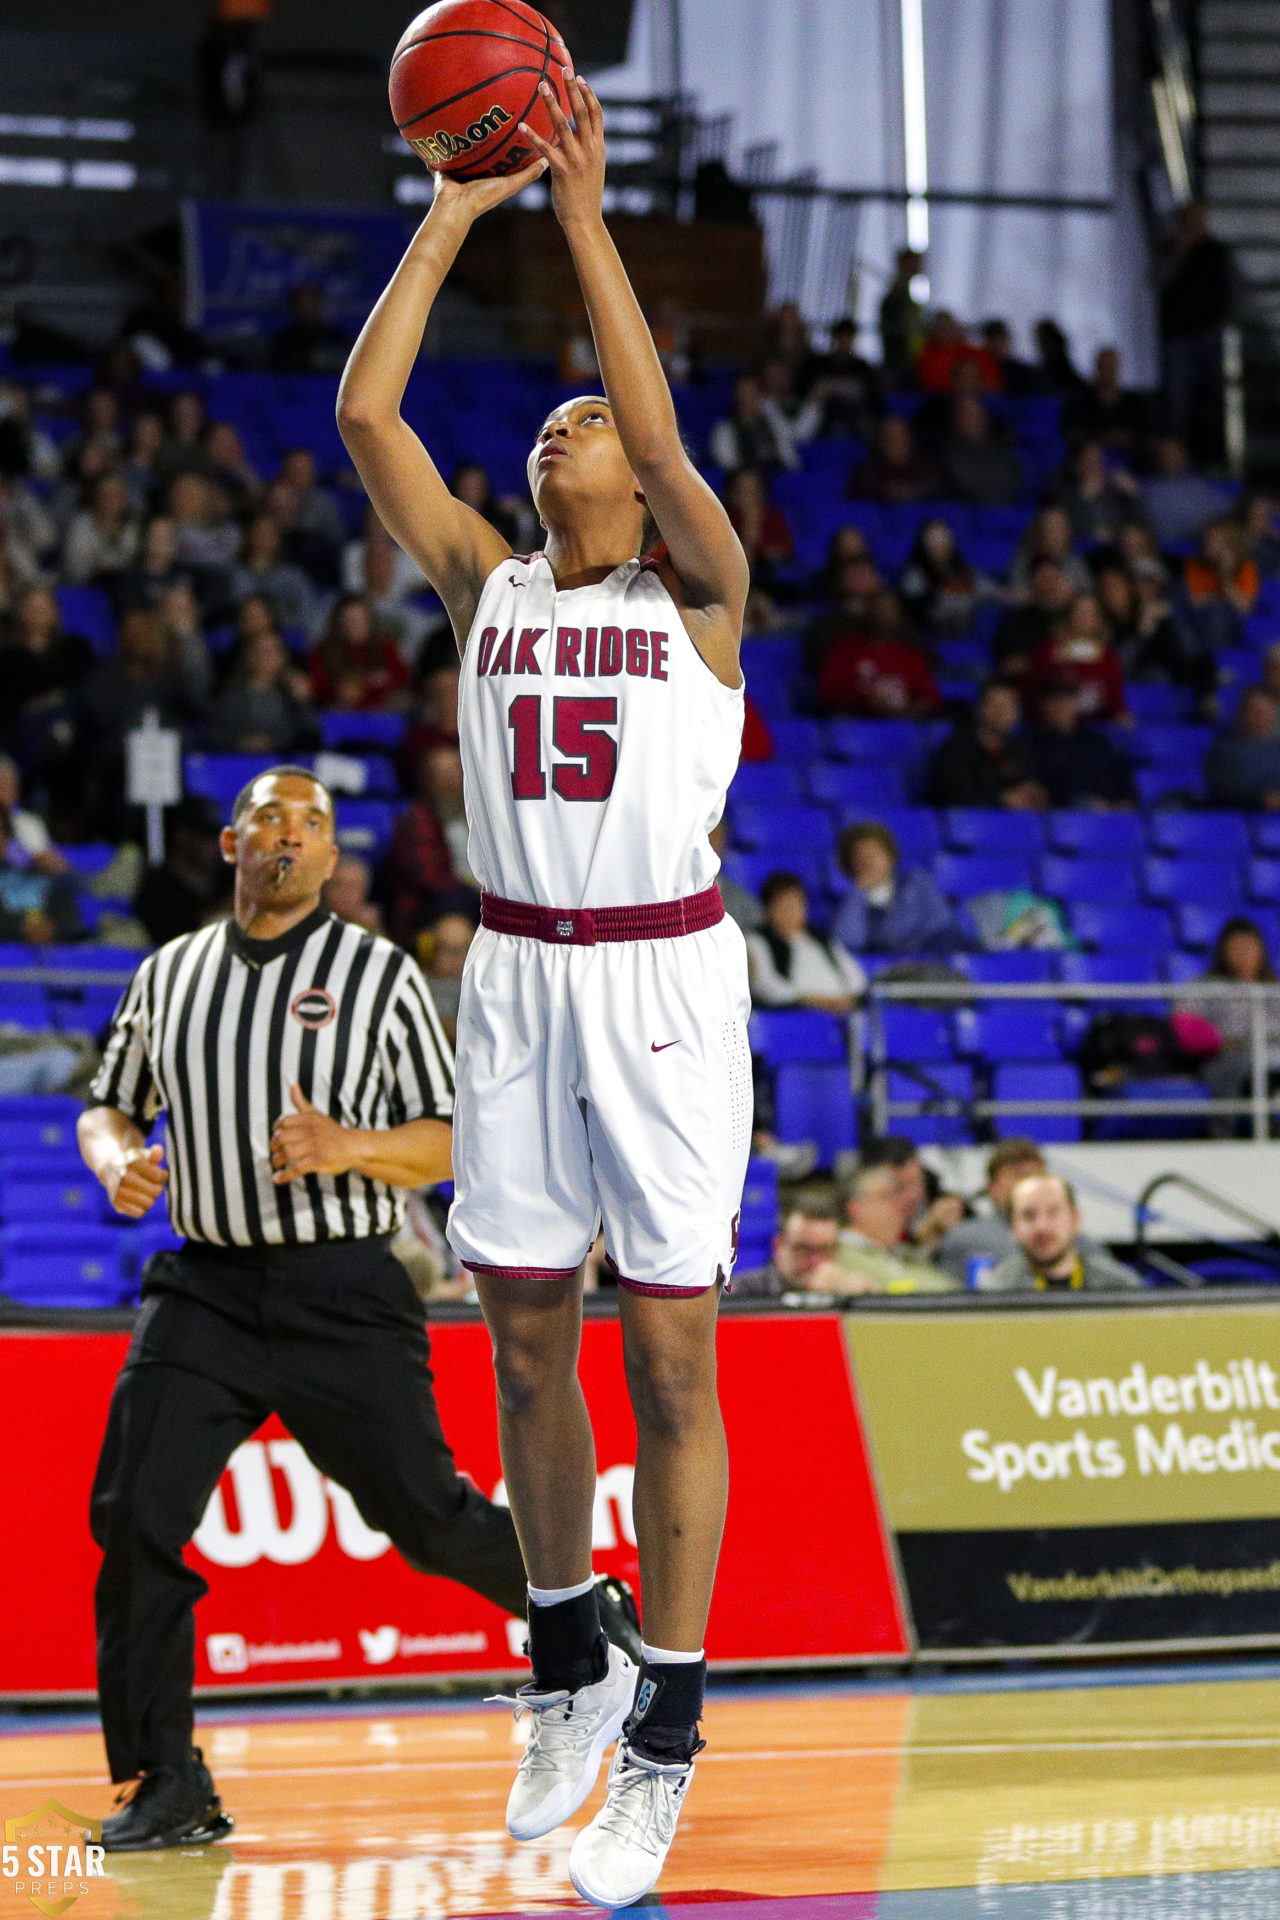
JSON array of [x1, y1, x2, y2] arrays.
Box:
[[1136, 1171, 1280, 1246]]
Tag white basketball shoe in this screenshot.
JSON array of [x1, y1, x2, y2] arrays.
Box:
[[568, 1738, 695, 1907], [503, 1641, 636, 1841]]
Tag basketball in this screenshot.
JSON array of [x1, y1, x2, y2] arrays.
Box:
[[389, 0, 572, 182]]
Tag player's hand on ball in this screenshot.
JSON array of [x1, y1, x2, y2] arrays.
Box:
[[520, 69, 605, 229], [271, 1084, 353, 1183], [430, 156, 548, 222], [106, 1144, 168, 1218]]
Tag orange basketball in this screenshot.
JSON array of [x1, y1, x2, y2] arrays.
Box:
[[389, 0, 571, 182]]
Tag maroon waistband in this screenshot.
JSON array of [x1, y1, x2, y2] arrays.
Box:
[[480, 885, 724, 946]]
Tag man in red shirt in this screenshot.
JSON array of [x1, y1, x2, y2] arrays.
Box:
[[816, 589, 942, 716]]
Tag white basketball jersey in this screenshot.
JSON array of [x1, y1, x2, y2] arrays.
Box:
[[457, 554, 744, 908]]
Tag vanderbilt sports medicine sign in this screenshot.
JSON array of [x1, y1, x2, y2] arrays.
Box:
[[846, 1301, 1280, 1651]]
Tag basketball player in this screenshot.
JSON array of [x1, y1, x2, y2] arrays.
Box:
[[338, 70, 750, 1906]]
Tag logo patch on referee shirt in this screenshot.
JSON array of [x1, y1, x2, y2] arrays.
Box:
[[291, 987, 337, 1030]]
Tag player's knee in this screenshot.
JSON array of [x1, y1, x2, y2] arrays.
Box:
[[490, 1333, 569, 1417], [624, 1339, 712, 1443]]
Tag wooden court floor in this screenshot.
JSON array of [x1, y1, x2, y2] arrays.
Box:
[[4, 1670, 1280, 1918]]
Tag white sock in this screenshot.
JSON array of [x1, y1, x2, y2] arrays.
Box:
[[640, 1642, 704, 1664], [527, 1574, 596, 1606]]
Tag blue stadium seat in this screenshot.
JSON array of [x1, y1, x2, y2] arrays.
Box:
[[934, 853, 1034, 898], [878, 1005, 955, 1061], [1146, 812, 1252, 860], [56, 585, 116, 655], [768, 719, 824, 760], [39, 945, 140, 974], [773, 1062, 856, 1167], [1047, 812, 1146, 859], [1133, 724, 1214, 766], [1126, 684, 1191, 723], [1172, 902, 1242, 950], [1070, 902, 1172, 951], [941, 810, 1045, 856], [736, 1157, 780, 1272], [991, 1064, 1083, 1142], [0, 985, 53, 1029], [957, 1004, 1061, 1062], [1059, 949, 1165, 986], [0, 1096, 84, 1156], [0, 1225, 126, 1307], [1039, 856, 1139, 905], [0, 944, 34, 970], [731, 804, 834, 853], [1143, 857, 1244, 909], [1247, 859, 1280, 904], [184, 753, 275, 808], [46, 984, 122, 1036], [730, 763, 805, 805], [824, 718, 922, 763], [721, 850, 825, 897], [1092, 1078, 1207, 1142], [1252, 817, 1280, 856], [313, 752, 398, 798], [60, 844, 118, 879], [806, 763, 907, 807], [1135, 767, 1198, 806], [319, 711, 409, 750], [0, 1155, 102, 1224], [1163, 950, 1208, 984], [964, 951, 1060, 984], [748, 1009, 847, 1065], [884, 1063, 974, 1145], [335, 801, 398, 858]]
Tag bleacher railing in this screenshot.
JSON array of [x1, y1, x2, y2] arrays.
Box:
[[866, 978, 1280, 1141]]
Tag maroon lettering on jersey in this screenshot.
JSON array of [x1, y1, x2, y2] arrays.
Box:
[[599, 625, 623, 676], [651, 631, 669, 681], [584, 626, 598, 676], [625, 627, 649, 676], [488, 628, 514, 676], [476, 626, 499, 676], [555, 626, 582, 676], [514, 627, 545, 674]]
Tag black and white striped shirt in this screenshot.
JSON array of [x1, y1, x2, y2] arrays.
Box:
[[88, 907, 455, 1247]]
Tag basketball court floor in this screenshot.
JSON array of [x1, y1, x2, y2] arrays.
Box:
[[4, 1663, 1280, 1918]]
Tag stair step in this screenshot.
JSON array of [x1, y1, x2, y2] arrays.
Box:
[[1206, 163, 1280, 198], [1205, 122, 1280, 159], [1203, 40, 1280, 76], [1209, 205, 1280, 243], [1203, 78, 1280, 115], [1203, 0, 1280, 28]]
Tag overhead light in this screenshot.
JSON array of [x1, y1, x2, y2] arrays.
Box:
[[900, 0, 929, 252]]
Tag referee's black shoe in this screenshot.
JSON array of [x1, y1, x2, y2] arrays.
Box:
[[594, 1573, 642, 1666], [101, 1748, 234, 1853]]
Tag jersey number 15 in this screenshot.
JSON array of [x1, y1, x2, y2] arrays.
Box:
[[508, 695, 618, 802]]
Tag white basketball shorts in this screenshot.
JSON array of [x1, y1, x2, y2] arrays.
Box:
[[447, 916, 752, 1295]]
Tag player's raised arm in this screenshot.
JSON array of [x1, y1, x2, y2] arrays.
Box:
[[521, 72, 750, 683], [336, 159, 546, 644]]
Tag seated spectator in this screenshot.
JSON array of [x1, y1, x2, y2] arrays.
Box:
[[731, 1192, 846, 1299], [420, 907, 476, 1037], [77, 605, 208, 833], [0, 377, 62, 481], [1181, 916, 1280, 1125], [113, 513, 190, 613], [158, 580, 213, 704], [0, 585, 96, 817], [450, 462, 522, 548], [168, 471, 238, 575], [979, 318, 1041, 396], [1097, 559, 1214, 704], [817, 524, 874, 591], [229, 512, 318, 635], [269, 283, 351, 375], [119, 411, 168, 513], [926, 681, 1045, 809], [834, 1164, 956, 1293], [757, 351, 821, 448], [1204, 687, 1280, 810], [710, 374, 797, 472], [308, 594, 410, 711], [817, 590, 941, 716], [1008, 505, 1094, 598], [1141, 435, 1227, 548], [133, 794, 230, 947], [940, 396, 1024, 506], [1182, 518, 1260, 652], [323, 852, 383, 934], [206, 422, 261, 513], [1238, 492, 1280, 577], [764, 298, 812, 390], [983, 1173, 1141, 1290], [1049, 438, 1146, 547], [709, 818, 763, 932], [916, 311, 1001, 395], [859, 1133, 964, 1249], [159, 390, 211, 481], [1259, 642, 1280, 706], [724, 466, 794, 592], [1024, 677, 1135, 808], [799, 317, 881, 438], [1033, 318, 1086, 395], [846, 414, 940, 504], [802, 553, 882, 672], [0, 754, 66, 872], [0, 803, 82, 943], [1024, 591, 1129, 722], [992, 557, 1076, 678], [831, 821, 961, 955], [386, 744, 474, 947], [271, 447, 347, 584], [937, 1138, 1048, 1285], [1062, 347, 1149, 453], [746, 870, 865, 1010], [0, 468, 57, 580], [210, 624, 318, 755], [898, 517, 988, 636], [398, 660, 460, 786], [63, 473, 141, 585]]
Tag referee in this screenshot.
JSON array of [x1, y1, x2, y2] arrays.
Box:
[[78, 765, 636, 1853]]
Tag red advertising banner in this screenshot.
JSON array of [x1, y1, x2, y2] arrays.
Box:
[[0, 1313, 907, 1697]]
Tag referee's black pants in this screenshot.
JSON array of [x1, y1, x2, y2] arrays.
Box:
[[89, 1236, 528, 1783]]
